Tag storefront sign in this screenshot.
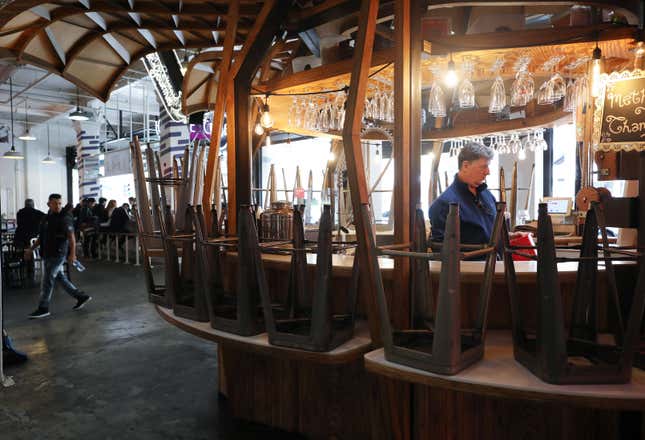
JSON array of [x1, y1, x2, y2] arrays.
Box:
[[104, 148, 131, 177], [594, 69, 645, 152]]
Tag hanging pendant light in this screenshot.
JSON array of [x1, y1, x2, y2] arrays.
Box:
[[68, 87, 91, 121], [42, 124, 54, 164], [3, 77, 24, 160], [444, 53, 458, 89], [18, 98, 36, 141], [260, 95, 274, 128]]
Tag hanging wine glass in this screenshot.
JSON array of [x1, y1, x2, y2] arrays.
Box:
[[508, 133, 521, 154], [458, 59, 475, 109], [428, 66, 446, 118], [563, 79, 577, 113], [547, 70, 566, 103], [575, 75, 589, 110], [537, 80, 551, 105], [511, 70, 534, 107], [523, 131, 534, 152], [489, 75, 506, 113], [535, 129, 548, 151]]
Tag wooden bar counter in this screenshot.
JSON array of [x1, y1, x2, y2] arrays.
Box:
[[365, 332, 645, 440], [155, 251, 638, 438]]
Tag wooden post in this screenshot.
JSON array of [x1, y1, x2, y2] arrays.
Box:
[[393, 0, 423, 328], [232, 0, 291, 234], [203, 2, 239, 228], [341, 0, 382, 343]]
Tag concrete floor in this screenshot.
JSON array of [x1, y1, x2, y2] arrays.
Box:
[[1, 260, 303, 439]]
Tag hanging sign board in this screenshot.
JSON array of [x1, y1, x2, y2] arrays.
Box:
[[594, 69, 645, 152], [104, 148, 132, 177]]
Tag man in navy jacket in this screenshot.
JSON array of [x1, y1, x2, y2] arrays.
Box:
[[429, 142, 498, 248]]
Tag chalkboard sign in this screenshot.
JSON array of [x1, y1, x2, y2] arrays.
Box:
[[594, 70, 645, 152]]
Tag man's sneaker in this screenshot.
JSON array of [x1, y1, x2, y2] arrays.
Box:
[[28, 307, 50, 319], [73, 294, 92, 311]]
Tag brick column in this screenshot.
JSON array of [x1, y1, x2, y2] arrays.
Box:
[[158, 110, 190, 177], [75, 121, 101, 199]]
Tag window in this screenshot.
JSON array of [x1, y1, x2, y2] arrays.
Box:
[[261, 138, 332, 224]]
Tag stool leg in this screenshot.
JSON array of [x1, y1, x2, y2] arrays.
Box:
[[135, 236, 140, 266], [106, 235, 110, 261], [115, 235, 120, 263], [125, 236, 130, 264]]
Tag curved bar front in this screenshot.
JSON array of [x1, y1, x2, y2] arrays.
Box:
[[154, 249, 639, 438]]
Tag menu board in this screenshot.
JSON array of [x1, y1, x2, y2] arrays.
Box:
[[596, 72, 645, 151]]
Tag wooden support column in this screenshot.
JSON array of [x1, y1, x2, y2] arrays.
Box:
[[232, 0, 291, 233], [392, 0, 423, 328], [341, 0, 382, 344], [409, 0, 423, 233], [203, 2, 239, 228], [220, 0, 277, 233]]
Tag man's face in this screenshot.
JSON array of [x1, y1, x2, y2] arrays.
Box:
[[460, 157, 491, 187], [48, 198, 63, 213]]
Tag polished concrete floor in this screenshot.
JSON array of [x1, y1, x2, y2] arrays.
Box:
[[1, 260, 303, 439]]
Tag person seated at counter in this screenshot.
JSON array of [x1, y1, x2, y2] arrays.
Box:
[[429, 141, 521, 256]]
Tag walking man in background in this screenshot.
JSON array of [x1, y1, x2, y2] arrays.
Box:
[[27, 193, 91, 319]]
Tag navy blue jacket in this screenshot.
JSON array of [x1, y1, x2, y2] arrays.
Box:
[[429, 175, 497, 246]]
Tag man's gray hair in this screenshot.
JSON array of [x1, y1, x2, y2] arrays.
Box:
[[458, 142, 494, 169], [24, 198, 35, 208]]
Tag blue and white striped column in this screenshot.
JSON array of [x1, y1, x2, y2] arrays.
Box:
[[75, 121, 101, 199], [158, 110, 190, 177]]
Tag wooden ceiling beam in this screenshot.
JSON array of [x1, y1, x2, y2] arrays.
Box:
[[42, 0, 262, 17], [62, 26, 214, 73], [424, 0, 642, 19], [11, 6, 238, 59], [427, 23, 639, 54], [105, 40, 224, 100], [255, 47, 394, 94], [286, 0, 361, 32]]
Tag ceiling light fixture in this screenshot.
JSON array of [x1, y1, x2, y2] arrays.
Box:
[[444, 53, 458, 88], [18, 98, 36, 141], [260, 95, 274, 129], [68, 87, 90, 121], [42, 124, 55, 164], [3, 77, 24, 160]]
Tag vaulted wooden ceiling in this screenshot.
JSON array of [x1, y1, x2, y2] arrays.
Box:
[[0, 0, 263, 101]]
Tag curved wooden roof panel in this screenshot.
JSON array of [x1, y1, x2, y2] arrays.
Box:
[[0, 0, 261, 101], [181, 38, 300, 116]]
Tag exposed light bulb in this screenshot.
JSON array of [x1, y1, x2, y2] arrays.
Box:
[[265, 135, 271, 147], [426, 151, 435, 161], [444, 59, 458, 88], [591, 45, 603, 98], [328, 151, 335, 162], [260, 102, 273, 128], [254, 122, 264, 135]]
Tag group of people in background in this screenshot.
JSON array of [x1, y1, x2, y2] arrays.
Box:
[[14, 195, 137, 261], [71, 197, 136, 258]]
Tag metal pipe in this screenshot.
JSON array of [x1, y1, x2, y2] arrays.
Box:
[[0, 72, 51, 104]]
